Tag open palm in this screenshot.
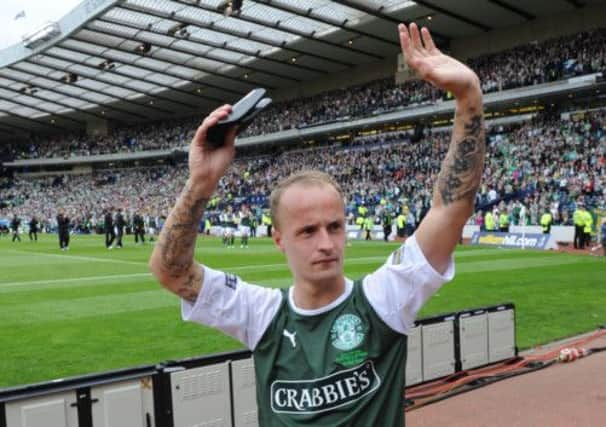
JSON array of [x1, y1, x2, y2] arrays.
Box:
[[398, 23, 479, 99]]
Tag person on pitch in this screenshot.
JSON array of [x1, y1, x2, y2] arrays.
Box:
[[150, 23, 485, 426]]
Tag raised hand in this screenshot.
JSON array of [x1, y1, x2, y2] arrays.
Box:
[[398, 23, 480, 99], [188, 104, 238, 196]]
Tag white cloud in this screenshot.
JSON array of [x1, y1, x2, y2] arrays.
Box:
[[0, 0, 82, 49]]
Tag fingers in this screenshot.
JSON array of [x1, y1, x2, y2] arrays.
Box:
[[421, 27, 437, 52], [398, 23, 436, 55], [223, 124, 238, 151], [398, 23, 412, 57], [409, 23, 424, 53], [193, 104, 232, 145]]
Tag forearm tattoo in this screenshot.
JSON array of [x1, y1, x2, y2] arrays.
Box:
[[157, 181, 208, 302], [437, 110, 485, 205]]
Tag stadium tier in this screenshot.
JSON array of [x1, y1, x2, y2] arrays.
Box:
[[1, 108, 604, 233], [1, 2, 606, 426]]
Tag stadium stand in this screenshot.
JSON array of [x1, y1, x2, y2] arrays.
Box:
[[2, 28, 605, 160], [1, 1, 606, 426], [1, 108, 605, 233]]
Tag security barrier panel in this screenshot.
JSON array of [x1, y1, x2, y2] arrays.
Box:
[[487, 304, 517, 363], [404, 326, 423, 386], [0, 365, 156, 427], [152, 350, 252, 427], [230, 358, 258, 427], [0, 307, 516, 426], [170, 363, 231, 427], [90, 379, 155, 427], [420, 314, 456, 382], [4, 391, 78, 427], [457, 309, 489, 371]]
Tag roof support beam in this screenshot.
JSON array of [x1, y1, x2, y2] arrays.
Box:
[[119, 2, 354, 68], [98, 14, 324, 77], [70, 31, 275, 90], [257, 0, 400, 47], [0, 122, 27, 134], [564, 0, 584, 8], [171, 0, 383, 59], [487, 0, 535, 20], [2, 66, 170, 120], [330, 0, 450, 44], [411, 0, 492, 31], [0, 107, 70, 131], [38, 45, 231, 106], [86, 21, 300, 84], [0, 87, 90, 124]]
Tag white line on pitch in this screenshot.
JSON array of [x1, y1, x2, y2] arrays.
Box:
[[0, 273, 152, 288], [3, 249, 147, 266]]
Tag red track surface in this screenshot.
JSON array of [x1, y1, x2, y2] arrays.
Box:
[[407, 333, 606, 427]]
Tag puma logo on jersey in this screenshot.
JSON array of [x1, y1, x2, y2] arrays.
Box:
[[283, 329, 297, 348]]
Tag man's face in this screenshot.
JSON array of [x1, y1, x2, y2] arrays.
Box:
[[273, 183, 346, 287]]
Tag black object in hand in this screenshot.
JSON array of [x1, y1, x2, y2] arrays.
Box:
[[206, 88, 272, 148]]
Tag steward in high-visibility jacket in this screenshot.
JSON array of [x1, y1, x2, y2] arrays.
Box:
[[396, 213, 406, 238], [364, 217, 373, 241], [356, 216, 365, 229], [573, 205, 585, 249], [499, 212, 510, 232], [582, 210, 593, 248], [204, 218, 212, 235], [540, 211, 552, 234], [357, 205, 368, 218], [484, 211, 495, 231], [262, 213, 272, 237]]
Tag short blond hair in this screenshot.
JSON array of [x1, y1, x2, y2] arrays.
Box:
[[269, 170, 344, 230]]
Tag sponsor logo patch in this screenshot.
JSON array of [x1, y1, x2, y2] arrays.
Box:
[[335, 349, 368, 368], [224, 273, 238, 290], [271, 361, 380, 414]]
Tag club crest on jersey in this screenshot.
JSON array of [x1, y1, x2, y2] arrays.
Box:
[[330, 314, 365, 351]]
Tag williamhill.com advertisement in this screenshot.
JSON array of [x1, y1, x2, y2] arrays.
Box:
[[470, 232, 553, 249]]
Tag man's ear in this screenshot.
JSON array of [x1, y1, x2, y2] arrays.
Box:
[[272, 228, 284, 252]]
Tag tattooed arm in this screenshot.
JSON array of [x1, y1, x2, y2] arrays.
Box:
[[398, 23, 485, 274], [149, 105, 237, 302]]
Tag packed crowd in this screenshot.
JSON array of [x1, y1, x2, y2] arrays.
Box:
[[2, 28, 604, 161], [1, 109, 605, 236]]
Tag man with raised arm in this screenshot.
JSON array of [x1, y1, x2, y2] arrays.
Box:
[[149, 23, 485, 426]]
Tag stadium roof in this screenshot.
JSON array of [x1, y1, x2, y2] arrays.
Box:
[[0, 0, 605, 138]]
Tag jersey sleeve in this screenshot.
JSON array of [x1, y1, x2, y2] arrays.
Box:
[[362, 234, 455, 335], [181, 265, 283, 350]]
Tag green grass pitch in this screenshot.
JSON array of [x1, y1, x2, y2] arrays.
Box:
[[1, 233, 604, 389]]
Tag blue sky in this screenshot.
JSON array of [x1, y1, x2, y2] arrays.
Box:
[[1, 0, 82, 49]]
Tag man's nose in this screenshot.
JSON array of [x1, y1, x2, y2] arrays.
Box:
[[317, 227, 334, 251]]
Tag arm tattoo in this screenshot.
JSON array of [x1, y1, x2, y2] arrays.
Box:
[[177, 269, 202, 303], [437, 111, 485, 205], [157, 180, 208, 289]]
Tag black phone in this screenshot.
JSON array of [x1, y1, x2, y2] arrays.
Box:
[[206, 88, 272, 148]]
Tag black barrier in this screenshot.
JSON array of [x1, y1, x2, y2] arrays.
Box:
[[0, 364, 157, 404], [73, 387, 94, 427], [0, 401, 6, 427]]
